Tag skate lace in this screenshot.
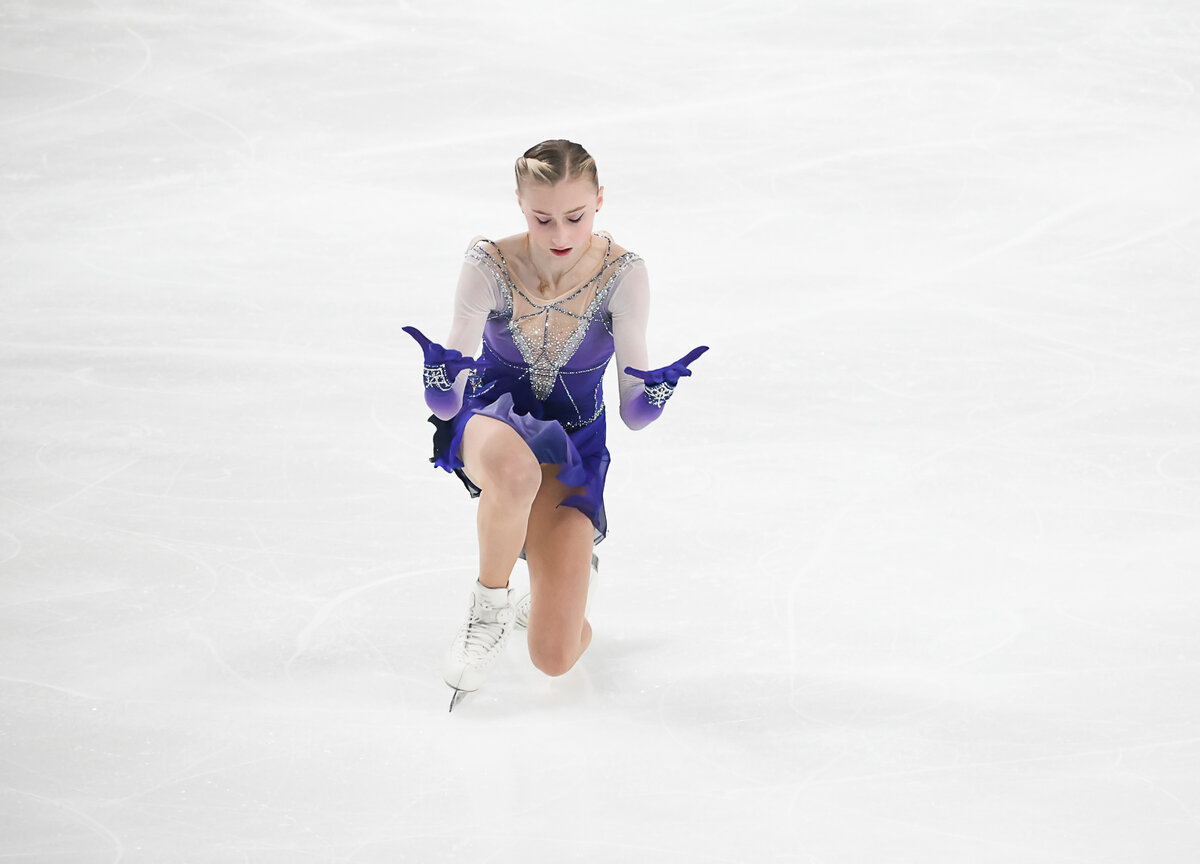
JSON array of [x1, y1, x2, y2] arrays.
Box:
[[455, 602, 511, 664]]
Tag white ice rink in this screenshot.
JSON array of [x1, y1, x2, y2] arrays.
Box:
[[3, 0, 1199, 861]]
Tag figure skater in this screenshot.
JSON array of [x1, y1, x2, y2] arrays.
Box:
[[403, 139, 706, 710]]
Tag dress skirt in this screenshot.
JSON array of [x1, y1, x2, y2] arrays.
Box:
[[429, 390, 610, 546]]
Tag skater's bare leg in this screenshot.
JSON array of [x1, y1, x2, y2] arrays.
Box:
[[459, 415, 542, 590], [524, 465, 594, 677]]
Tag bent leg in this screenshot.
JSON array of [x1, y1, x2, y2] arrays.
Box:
[[523, 465, 595, 677], [459, 415, 542, 589]]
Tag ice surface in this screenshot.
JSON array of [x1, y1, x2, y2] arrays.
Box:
[[2, 0, 1199, 861]]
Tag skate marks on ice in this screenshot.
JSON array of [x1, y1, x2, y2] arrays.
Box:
[[0, 1, 153, 130], [642, 667, 1200, 860], [284, 562, 473, 679], [7, 787, 128, 864]]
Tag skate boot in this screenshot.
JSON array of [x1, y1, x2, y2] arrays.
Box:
[[513, 592, 532, 632], [443, 581, 516, 709], [513, 553, 599, 632]]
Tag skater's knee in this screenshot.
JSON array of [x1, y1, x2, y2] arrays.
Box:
[[480, 447, 541, 503], [528, 640, 579, 678], [495, 457, 542, 503], [464, 418, 541, 503]]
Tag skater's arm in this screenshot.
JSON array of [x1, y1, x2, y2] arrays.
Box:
[[446, 258, 497, 356], [610, 260, 708, 430], [436, 258, 499, 418], [407, 255, 499, 420], [609, 260, 662, 430]]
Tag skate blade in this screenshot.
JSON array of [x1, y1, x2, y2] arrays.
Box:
[[448, 688, 469, 713]]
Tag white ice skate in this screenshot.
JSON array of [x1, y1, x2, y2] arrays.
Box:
[[513, 553, 599, 632], [443, 581, 516, 712]]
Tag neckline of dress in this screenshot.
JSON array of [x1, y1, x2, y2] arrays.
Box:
[[503, 233, 614, 305]]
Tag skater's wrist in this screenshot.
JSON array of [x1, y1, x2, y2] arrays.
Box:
[[425, 383, 463, 418], [621, 392, 665, 429]]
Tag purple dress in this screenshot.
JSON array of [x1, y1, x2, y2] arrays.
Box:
[[430, 235, 646, 546]]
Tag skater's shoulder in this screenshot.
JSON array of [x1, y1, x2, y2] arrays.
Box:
[[596, 233, 647, 287], [490, 233, 528, 261], [464, 234, 528, 275], [463, 234, 499, 254], [595, 230, 633, 260], [462, 235, 511, 275]]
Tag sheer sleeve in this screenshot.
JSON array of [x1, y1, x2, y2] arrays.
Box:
[[426, 249, 502, 420], [608, 258, 661, 430]]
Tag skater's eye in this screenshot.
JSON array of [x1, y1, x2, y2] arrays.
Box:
[[535, 218, 550, 225], [568, 215, 583, 223]]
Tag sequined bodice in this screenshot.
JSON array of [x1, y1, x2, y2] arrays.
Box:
[[465, 236, 642, 429]]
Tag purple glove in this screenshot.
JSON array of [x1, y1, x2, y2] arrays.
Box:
[[402, 326, 486, 391], [403, 326, 490, 417], [624, 345, 708, 408]]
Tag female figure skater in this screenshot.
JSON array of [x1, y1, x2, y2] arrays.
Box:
[[404, 140, 706, 709]]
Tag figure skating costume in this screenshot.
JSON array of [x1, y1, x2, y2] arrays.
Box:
[[425, 233, 660, 544]]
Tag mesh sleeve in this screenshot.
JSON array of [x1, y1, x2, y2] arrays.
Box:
[[446, 254, 501, 356], [427, 251, 502, 419], [607, 258, 654, 429]]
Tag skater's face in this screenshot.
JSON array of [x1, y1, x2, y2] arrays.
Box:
[[517, 176, 604, 262]]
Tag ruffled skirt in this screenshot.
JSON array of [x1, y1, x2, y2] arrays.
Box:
[[429, 391, 610, 546]]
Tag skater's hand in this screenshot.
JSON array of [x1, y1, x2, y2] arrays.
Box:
[[402, 325, 486, 392], [624, 345, 708, 407]]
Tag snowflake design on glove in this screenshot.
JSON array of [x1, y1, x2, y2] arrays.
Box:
[[423, 364, 455, 392], [403, 326, 488, 395], [643, 380, 676, 407]]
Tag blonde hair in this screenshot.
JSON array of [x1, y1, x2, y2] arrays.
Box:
[[514, 139, 599, 191]]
